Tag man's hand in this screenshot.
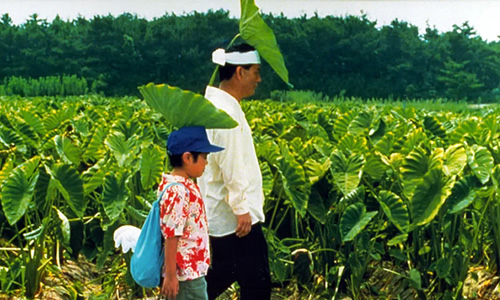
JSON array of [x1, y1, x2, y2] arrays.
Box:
[[161, 274, 179, 300], [235, 213, 252, 238]]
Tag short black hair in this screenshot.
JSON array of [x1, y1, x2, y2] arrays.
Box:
[[219, 43, 256, 82], [168, 151, 202, 168]]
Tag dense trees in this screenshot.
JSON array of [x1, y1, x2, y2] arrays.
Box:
[[0, 11, 499, 101]]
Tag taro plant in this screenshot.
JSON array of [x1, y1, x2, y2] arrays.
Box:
[[244, 99, 500, 299], [208, 0, 291, 88], [1, 94, 499, 299], [0, 96, 170, 298]]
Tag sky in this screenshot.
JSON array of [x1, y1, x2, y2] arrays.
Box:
[[1, 0, 499, 42]]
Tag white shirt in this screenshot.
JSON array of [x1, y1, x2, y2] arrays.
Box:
[[198, 86, 265, 237]]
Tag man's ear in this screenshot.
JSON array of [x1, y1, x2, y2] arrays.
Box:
[[235, 66, 244, 80]]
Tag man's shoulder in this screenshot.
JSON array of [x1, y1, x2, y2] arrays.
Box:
[[205, 86, 240, 111]]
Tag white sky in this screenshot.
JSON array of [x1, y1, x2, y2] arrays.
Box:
[[1, 0, 499, 41]]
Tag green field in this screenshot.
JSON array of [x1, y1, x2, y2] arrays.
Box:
[[0, 96, 499, 299]]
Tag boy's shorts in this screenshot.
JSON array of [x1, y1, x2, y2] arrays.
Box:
[[177, 276, 208, 300]]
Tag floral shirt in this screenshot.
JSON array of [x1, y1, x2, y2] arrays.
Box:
[[158, 174, 210, 281]]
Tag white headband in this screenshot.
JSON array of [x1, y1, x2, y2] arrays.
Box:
[[212, 48, 261, 66]]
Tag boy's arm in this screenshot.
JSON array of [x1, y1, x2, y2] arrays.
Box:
[[161, 236, 179, 299]]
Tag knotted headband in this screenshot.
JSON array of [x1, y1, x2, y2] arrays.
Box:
[[212, 48, 261, 66]]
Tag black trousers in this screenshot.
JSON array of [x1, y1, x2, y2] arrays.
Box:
[[207, 223, 271, 300]]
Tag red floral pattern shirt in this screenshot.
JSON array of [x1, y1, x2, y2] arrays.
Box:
[[158, 174, 210, 281]]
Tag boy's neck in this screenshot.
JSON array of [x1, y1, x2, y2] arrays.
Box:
[[171, 168, 189, 179]]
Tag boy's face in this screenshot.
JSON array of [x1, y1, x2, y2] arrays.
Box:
[[185, 152, 209, 178]]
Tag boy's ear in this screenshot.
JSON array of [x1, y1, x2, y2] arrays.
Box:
[[181, 152, 192, 164]]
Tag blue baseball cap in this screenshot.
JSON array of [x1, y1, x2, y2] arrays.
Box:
[[167, 126, 224, 155]]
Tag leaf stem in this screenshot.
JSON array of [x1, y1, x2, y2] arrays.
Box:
[[208, 33, 241, 87]]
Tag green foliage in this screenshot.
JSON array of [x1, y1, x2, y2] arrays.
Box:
[[0, 96, 499, 299], [330, 150, 364, 196], [138, 83, 238, 129], [1, 164, 39, 225], [239, 0, 290, 86], [340, 203, 377, 242], [377, 190, 409, 233], [140, 145, 164, 190], [102, 171, 130, 222], [0, 75, 89, 96], [1, 12, 500, 101]]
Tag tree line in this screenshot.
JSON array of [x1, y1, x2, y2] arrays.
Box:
[[0, 11, 499, 101]]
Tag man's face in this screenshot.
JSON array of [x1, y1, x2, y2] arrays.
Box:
[[240, 64, 261, 98]]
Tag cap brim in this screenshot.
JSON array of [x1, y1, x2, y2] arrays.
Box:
[[196, 145, 224, 153]]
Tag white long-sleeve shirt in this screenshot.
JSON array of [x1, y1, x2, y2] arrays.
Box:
[[198, 86, 265, 237]]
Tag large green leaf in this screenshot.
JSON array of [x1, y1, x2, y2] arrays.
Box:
[[22, 156, 41, 178], [311, 136, 335, 158], [54, 135, 82, 166], [105, 131, 140, 168], [0, 126, 25, 152], [239, 0, 290, 86], [304, 157, 331, 185], [102, 172, 130, 222], [260, 161, 274, 197], [377, 191, 409, 233], [82, 158, 108, 196], [374, 131, 396, 156], [307, 187, 326, 224], [400, 148, 431, 199], [0, 156, 15, 185], [364, 152, 388, 181], [48, 163, 86, 218], [333, 111, 356, 141], [400, 127, 427, 155], [466, 144, 494, 184], [1, 166, 39, 225], [340, 202, 377, 242], [330, 150, 365, 196], [338, 134, 369, 155], [401, 148, 430, 181], [411, 169, 455, 226], [34, 168, 50, 211], [13, 116, 38, 146], [348, 111, 373, 136], [138, 83, 238, 129], [54, 207, 71, 247], [443, 144, 467, 177], [277, 142, 310, 217], [340, 186, 365, 206], [82, 125, 108, 162], [257, 139, 281, 167], [423, 116, 447, 140], [447, 176, 477, 214], [449, 119, 480, 145], [140, 145, 165, 190], [20, 110, 46, 136], [493, 165, 500, 191]]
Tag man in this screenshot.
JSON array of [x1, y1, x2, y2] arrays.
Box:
[[198, 43, 271, 300]]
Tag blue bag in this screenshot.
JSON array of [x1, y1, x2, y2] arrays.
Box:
[[130, 182, 187, 288]]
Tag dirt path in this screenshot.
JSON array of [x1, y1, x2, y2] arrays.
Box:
[[2, 256, 500, 299]]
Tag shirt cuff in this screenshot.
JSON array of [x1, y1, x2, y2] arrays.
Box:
[[231, 203, 250, 216]]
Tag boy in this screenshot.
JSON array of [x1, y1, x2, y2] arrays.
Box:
[[158, 126, 224, 300]]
